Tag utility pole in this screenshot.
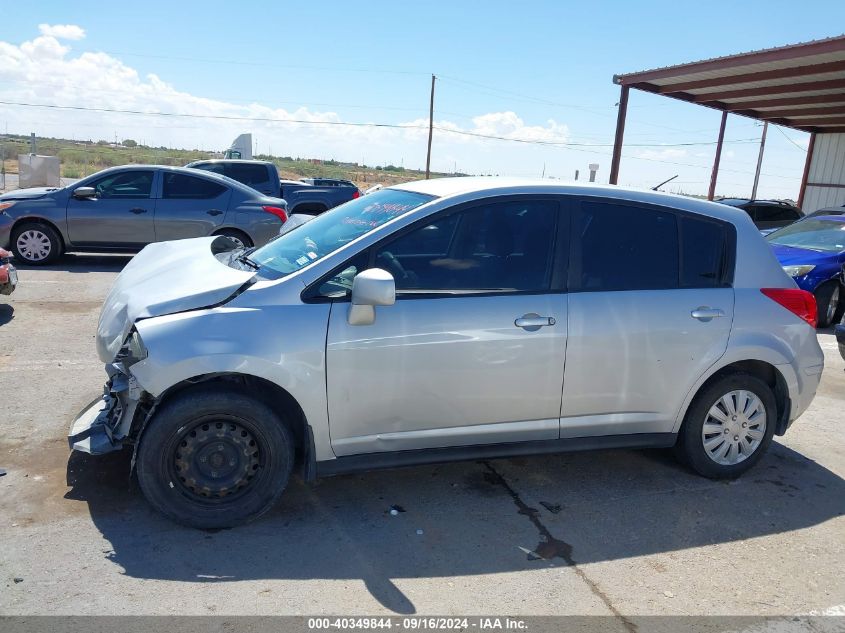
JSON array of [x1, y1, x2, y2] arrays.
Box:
[[751, 121, 768, 200], [425, 74, 436, 179]]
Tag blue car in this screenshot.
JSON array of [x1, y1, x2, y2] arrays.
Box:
[[767, 213, 845, 327]]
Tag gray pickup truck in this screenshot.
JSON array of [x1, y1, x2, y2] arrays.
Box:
[[187, 160, 360, 215]]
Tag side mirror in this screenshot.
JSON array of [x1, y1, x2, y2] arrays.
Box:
[[72, 187, 97, 199], [348, 268, 395, 326]]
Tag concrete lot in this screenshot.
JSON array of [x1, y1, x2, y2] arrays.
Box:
[[0, 256, 843, 617]]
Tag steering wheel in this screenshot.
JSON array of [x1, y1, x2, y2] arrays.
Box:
[[377, 251, 416, 286]]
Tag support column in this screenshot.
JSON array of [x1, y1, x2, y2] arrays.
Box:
[[609, 84, 629, 185], [797, 132, 816, 209], [707, 111, 728, 201]]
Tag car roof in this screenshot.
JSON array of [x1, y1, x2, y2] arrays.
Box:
[[86, 164, 264, 194], [186, 159, 274, 165], [390, 177, 751, 225]]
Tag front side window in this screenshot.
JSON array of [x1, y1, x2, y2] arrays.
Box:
[[163, 173, 228, 200], [251, 188, 432, 279], [573, 201, 678, 291], [89, 170, 154, 199], [375, 199, 559, 292]]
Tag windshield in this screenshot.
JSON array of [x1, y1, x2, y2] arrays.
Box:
[[249, 188, 433, 277], [766, 218, 845, 253]]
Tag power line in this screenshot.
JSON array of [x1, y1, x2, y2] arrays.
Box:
[[0, 100, 428, 130], [0, 100, 762, 150], [772, 124, 809, 152]]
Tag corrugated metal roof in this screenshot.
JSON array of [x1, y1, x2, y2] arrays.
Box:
[[615, 35, 845, 133]]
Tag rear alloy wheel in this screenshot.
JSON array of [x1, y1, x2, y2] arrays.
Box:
[[12, 223, 62, 265], [814, 281, 841, 328], [136, 387, 293, 529], [676, 373, 776, 479]]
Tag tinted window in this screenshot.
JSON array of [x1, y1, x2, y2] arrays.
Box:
[[680, 215, 727, 288], [192, 162, 225, 175], [90, 170, 153, 199], [754, 205, 800, 222], [376, 200, 559, 292], [574, 201, 678, 291], [227, 163, 271, 187], [163, 174, 227, 199]]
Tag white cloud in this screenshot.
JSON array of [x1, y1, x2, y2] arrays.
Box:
[[635, 147, 687, 161], [38, 24, 86, 40], [1, 26, 801, 198], [0, 27, 574, 175]]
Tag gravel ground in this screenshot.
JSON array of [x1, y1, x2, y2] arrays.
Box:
[[0, 254, 843, 617]]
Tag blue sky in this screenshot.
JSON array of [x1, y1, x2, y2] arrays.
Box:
[[2, 0, 844, 198]]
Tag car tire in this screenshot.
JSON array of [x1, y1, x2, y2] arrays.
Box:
[[675, 373, 776, 479], [815, 281, 841, 328], [214, 229, 253, 249], [136, 386, 294, 529], [11, 222, 63, 265]]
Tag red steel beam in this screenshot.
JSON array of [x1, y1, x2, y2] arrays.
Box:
[[708, 111, 729, 201], [755, 106, 845, 118], [722, 94, 845, 109], [615, 36, 845, 85], [807, 126, 845, 133], [689, 78, 845, 102], [652, 59, 845, 93], [772, 116, 845, 126], [797, 132, 816, 209], [609, 84, 629, 186]]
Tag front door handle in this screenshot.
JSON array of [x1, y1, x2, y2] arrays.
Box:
[[129, 207, 147, 214], [207, 209, 223, 216], [691, 307, 725, 322], [514, 314, 556, 331]]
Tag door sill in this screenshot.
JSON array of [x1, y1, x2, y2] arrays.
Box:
[[316, 433, 677, 477]]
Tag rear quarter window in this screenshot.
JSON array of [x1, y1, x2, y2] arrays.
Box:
[[680, 215, 730, 288]]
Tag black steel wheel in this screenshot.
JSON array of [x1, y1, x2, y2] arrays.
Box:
[[136, 386, 293, 529]]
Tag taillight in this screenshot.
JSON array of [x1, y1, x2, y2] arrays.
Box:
[[761, 288, 817, 328], [352, 190, 360, 199], [262, 205, 288, 223]]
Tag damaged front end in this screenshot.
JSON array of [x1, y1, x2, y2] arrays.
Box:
[[68, 329, 154, 455]]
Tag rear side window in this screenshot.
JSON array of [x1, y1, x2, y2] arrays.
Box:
[[680, 215, 728, 288], [754, 205, 801, 222], [573, 201, 678, 291], [163, 174, 227, 199], [226, 163, 271, 187]]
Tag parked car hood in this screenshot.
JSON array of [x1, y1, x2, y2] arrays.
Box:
[[96, 236, 256, 362], [0, 187, 61, 201], [770, 243, 839, 267]]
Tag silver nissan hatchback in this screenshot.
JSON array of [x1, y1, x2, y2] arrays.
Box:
[[69, 178, 824, 528]]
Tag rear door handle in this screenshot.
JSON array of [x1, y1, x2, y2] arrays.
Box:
[[691, 307, 725, 321], [207, 209, 223, 216], [515, 314, 556, 331], [129, 207, 147, 214]]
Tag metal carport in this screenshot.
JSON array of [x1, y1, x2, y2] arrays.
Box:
[[610, 35, 845, 211]]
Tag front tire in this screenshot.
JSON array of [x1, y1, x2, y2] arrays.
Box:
[[136, 387, 294, 529], [814, 281, 841, 328], [676, 373, 776, 479], [11, 222, 63, 265]]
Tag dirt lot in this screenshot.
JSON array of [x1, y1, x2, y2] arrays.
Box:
[[0, 256, 843, 617]]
